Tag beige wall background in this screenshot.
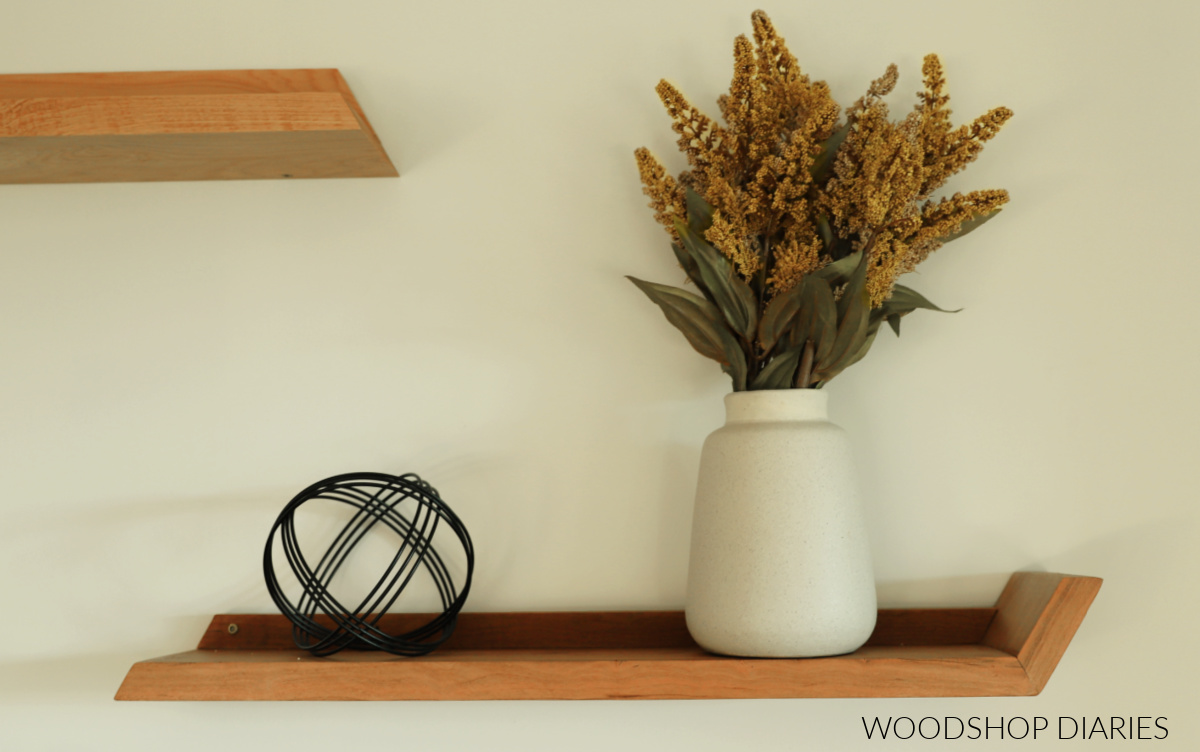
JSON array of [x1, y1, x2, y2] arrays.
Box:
[[2, 0, 1196, 748]]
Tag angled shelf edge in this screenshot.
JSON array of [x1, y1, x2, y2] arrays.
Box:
[[0, 69, 398, 183], [116, 572, 1100, 701]]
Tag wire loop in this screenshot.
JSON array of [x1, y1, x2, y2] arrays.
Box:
[[263, 472, 474, 657]]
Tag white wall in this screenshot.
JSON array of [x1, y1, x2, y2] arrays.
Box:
[[2, 0, 1196, 748]]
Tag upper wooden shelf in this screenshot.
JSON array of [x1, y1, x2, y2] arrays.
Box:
[[0, 69, 398, 183], [115, 572, 1100, 701]]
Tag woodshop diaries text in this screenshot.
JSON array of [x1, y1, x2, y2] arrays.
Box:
[[861, 716, 1169, 740]]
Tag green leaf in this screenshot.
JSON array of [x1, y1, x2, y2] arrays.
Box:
[[626, 276, 737, 363], [675, 220, 759, 341], [828, 309, 886, 381], [878, 284, 960, 337], [750, 346, 804, 390], [817, 215, 835, 251], [813, 249, 862, 286], [685, 188, 715, 234], [813, 252, 870, 382], [760, 274, 838, 360], [670, 241, 711, 300], [836, 247, 870, 322], [886, 284, 958, 315], [721, 362, 748, 392], [836, 323, 880, 374], [789, 276, 837, 365], [815, 214, 853, 260], [758, 280, 804, 353], [627, 276, 748, 390], [940, 208, 1001, 244], [809, 122, 850, 182]]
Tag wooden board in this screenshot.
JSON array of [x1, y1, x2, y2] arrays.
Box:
[[115, 572, 1100, 701], [191, 607, 998, 652], [984, 572, 1103, 693], [0, 69, 397, 182]]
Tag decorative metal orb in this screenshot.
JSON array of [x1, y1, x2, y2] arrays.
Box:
[[263, 472, 474, 657]]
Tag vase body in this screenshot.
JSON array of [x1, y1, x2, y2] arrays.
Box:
[[684, 389, 876, 657]]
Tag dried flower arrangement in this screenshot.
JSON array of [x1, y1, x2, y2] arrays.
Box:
[[629, 10, 1011, 390]]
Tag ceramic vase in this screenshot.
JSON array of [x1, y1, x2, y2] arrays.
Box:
[[684, 389, 877, 657]]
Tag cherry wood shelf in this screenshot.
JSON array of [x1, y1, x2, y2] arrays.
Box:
[[116, 572, 1099, 701], [0, 69, 397, 183]]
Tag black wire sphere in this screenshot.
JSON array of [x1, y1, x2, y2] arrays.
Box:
[[263, 472, 474, 657]]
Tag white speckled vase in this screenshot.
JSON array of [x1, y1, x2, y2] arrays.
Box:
[[685, 389, 876, 657]]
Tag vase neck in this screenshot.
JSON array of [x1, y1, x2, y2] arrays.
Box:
[[724, 390, 829, 424]]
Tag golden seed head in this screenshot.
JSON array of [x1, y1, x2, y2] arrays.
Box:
[[636, 12, 1010, 305]]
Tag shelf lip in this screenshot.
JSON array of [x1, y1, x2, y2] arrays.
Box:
[[117, 645, 1029, 701], [115, 572, 1101, 701], [0, 69, 398, 182]]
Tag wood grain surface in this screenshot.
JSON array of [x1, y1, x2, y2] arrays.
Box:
[[0, 69, 397, 182], [115, 572, 1100, 701], [117, 645, 1029, 701], [983, 572, 1102, 693]]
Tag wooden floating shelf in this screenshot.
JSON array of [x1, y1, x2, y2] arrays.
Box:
[[116, 572, 1099, 701], [0, 69, 397, 183]]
